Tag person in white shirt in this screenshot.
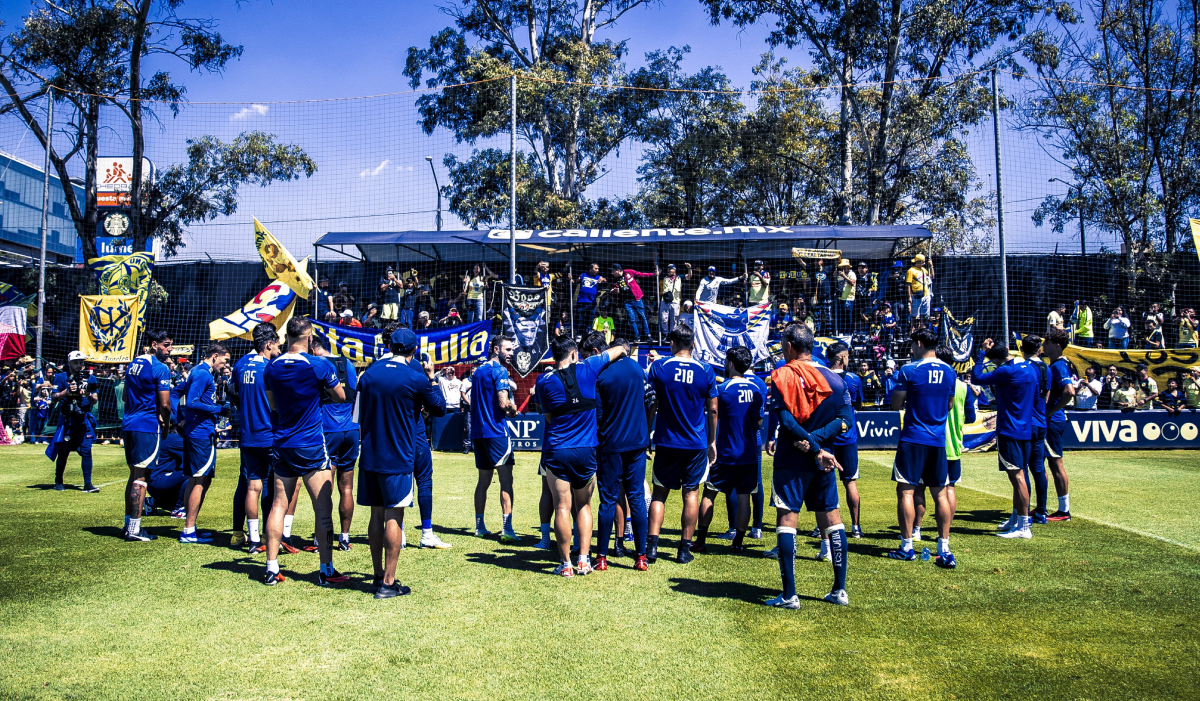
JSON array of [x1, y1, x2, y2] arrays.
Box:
[[1073, 366, 1102, 410], [1046, 303, 1066, 336], [693, 265, 742, 304], [458, 369, 473, 454], [657, 263, 688, 337], [437, 367, 463, 409]]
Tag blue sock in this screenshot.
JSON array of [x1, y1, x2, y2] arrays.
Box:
[[597, 498, 615, 557], [501, 513, 512, 532], [232, 471, 248, 532], [417, 474, 433, 524], [778, 527, 797, 599], [1033, 469, 1048, 514], [475, 514, 486, 530], [828, 524, 848, 592], [80, 454, 93, 486], [421, 519, 432, 530], [321, 561, 334, 576]]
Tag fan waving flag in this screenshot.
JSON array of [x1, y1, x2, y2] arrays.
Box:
[[692, 301, 772, 368], [209, 281, 299, 341], [255, 218, 314, 299]]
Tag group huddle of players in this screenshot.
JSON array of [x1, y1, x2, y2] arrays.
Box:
[[100, 313, 1072, 606]]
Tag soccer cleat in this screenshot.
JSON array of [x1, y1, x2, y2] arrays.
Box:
[[634, 555, 649, 571], [716, 529, 736, 540], [623, 530, 634, 543], [996, 515, 1016, 531], [593, 555, 609, 571], [576, 558, 593, 575], [766, 594, 801, 610], [263, 570, 286, 586], [374, 581, 412, 599], [247, 540, 266, 554], [817, 544, 831, 562], [280, 536, 301, 555], [677, 549, 694, 564], [302, 537, 320, 553], [888, 547, 917, 561], [82, 484, 99, 494], [1047, 510, 1072, 522], [532, 536, 552, 550], [731, 542, 746, 554], [763, 546, 779, 560], [231, 532, 247, 547], [179, 531, 213, 544], [317, 568, 350, 586], [474, 527, 492, 538], [170, 507, 186, 519], [552, 562, 575, 578], [851, 525, 863, 539], [691, 542, 708, 554], [370, 578, 383, 595], [613, 541, 629, 558], [124, 529, 157, 542], [809, 526, 821, 538], [338, 538, 352, 552], [646, 542, 659, 564], [824, 589, 850, 606], [419, 534, 453, 549], [997, 527, 1033, 539], [499, 531, 522, 544], [935, 552, 957, 569], [1030, 511, 1048, 525], [912, 528, 922, 542], [749, 528, 763, 540], [53, 483, 66, 491]]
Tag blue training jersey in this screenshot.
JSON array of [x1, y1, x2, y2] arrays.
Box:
[[834, 370, 864, 446], [469, 359, 512, 440], [746, 371, 769, 448], [535, 352, 616, 451], [53, 372, 98, 426], [596, 356, 649, 452], [179, 362, 222, 437], [972, 355, 1039, 440], [233, 352, 276, 449], [716, 377, 764, 465], [1028, 358, 1049, 429], [771, 364, 848, 469], [896, 357, 956, 447], [649, 355, 718, 451], [1048, 357, 1072, 423], [265, 352, 340, 449], [577, 273, 602, 304], [321, 355, 359, 433], [355, 355, 446, 475], [122, 354, 171, 433]]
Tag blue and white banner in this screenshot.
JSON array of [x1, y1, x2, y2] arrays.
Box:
[[692, 301, 772, 368], [311, 319, 491, 365], [1063, 410, 1200, 449]]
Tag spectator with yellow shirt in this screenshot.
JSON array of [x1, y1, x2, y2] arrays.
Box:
[[1176, 308, 1197, 348], [836, 259, 856, 334], [1071, 301, 1093, 346], [906, 253, 934, 322], [1184, 367, 1200, 408]]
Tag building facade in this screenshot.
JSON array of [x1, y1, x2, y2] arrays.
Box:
[[0, 150, 85, 265]]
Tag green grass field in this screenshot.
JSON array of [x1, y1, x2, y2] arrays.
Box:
[[1, 445, 1198, 700]]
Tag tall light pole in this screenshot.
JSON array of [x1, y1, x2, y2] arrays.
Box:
[[425, 156, 442, 232]]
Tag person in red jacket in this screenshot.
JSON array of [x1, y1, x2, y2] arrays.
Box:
[[611, 263, 654, 343]]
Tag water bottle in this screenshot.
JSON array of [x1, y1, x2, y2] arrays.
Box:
[[921, 547, 931, 561]]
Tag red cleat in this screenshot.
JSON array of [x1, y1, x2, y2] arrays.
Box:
[[280, 536, 300, 554], [594, 556, 609, 571], [634, 555, 649, 571], [1047, 510, 1072, 522]]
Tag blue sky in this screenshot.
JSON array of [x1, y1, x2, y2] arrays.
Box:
[[0, 0, 1090, 260]]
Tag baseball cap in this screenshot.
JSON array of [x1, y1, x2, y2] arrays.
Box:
[[892, 261, 904, 268], [886, 358, 896, 369], [707, 265, 717, 272], [778, 303, 789, 310], [67, 350, 87, 362], [390, 328, 418, 353], [913, 253, 926, 263], [340, 309, 354, 318], [666, 263, 676, 270], [857, 261, 868, 267], [753, 259, 763, 265], [838, 259, 850, 268]]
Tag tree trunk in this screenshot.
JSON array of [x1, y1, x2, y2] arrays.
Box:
[[866, 0, 903, 225], [128, 0, 153, 253], [838, 54, 853, 225], [83, 96, 99, 259]]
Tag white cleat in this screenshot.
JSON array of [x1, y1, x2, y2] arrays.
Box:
[[419, 534, 453, 549], [749, 528, 763, 540], [997, 527, 1033, 539], [499, 531, 522, 544], [715, 529, 737, 540], [824, 589, 850, 606], [766, 594, 801, 610], [474, 527, 492, 538], [818, 545, 832, 562], [575, 558, 593, 575], [997, 515, 1016, 532]]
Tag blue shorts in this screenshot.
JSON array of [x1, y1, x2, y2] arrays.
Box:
[[706, 462, 758, 495], [834, 442, 859, 481], [772, 466, 839, 513], [893, 441, 948, 486], [413, 446, 433, 484], [597, 449, 648, 507], [1029, 426, 1046, 473], [652, 447, 709, 490], [123, 430, 160, 471], [543, 446, 598, 490], [474, 436, 514, 470], [273, 444, 330, 479], [998, 436, 1031, 473], [947, 459, 962, 485], [1045, 420, 1066, 460], [157, 432, 184, 473], [325, 430, 360, 472], [57, 420, 95, 455], [357, 470, 414, 508], [183, 433, 217, 478], [240, 446, 274, 482]]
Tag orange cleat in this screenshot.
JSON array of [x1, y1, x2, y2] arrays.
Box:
[[634, 555, 649, 571], [594, 556, 609, 571]]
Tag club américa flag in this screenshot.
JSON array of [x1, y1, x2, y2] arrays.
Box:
[[692, 300, 772, 368]]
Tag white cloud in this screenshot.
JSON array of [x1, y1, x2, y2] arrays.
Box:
[[360, 159, 391, 178], [230, 104, 269, 121], [396, 165, 414, 172]]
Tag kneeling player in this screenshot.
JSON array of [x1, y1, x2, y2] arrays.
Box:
[[696, 347, 763, 554]]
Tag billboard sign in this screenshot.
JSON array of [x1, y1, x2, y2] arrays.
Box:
[[97, 157, 154, 207]]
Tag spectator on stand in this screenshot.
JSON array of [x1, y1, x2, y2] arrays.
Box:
[[1071, 301, 1094, 346], [1184, 367, 1200, 408], [906, 253, 933, 326], [880, 302, 898, 348], [317, 275, 333, 314], [860, 361, 882, 406], [882, 261, 908, 321], [1144, 319, 1164, 350], [338, 309, 362, 328], [361, 303, 383, 329], [573, 263, 606, 339], [748, 260, 770, 305], [332, 282, 355, 315], [1159, 377, 1185, 416], [1143, 303, 1165, 331], [414, 311, 434, 331], [553, 311, 569, 338], [31, 386, 50, 443], [1104, 306, 1131, 349], [772, 303, 792, 339], [1176, 308, 1197, 348], [1135, 364, 1159, 409], [1113, 375, 1138, 410], [611, 263, 654, 343], [379, 267, 401, 321], [399, 278, 417, 327], [694, 265, 742, 304], [440, 307, 463, 327], [658, 263, 684, 337], [812, 258, 832, 335], [1098, 365, 1121, 409], [882, 359, 900, 406], [836, 259, 856, 334], [1047, 303, 1067, 336], [1074, 367, 1102, 410]]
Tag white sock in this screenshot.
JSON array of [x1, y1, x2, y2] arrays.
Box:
[[1060, 495, 1070, 512], [819, 538, 830, 555], [128, 517, 141, 535], [283, 515, 294, 538], [248, 519, 260, 542], [124, 515, 131, 531], [912, 527, 922, 541], [1023, 515, 1032, 529], [937, 537, 950, 556], [422, 527, 433, 538], [183, 525, 195, 535], [266, 559, 279, 574], [901, 538, 913, 551], [475, 514, 485, 530], [540, 523, 550, 538], [340, 532, 349, 542]]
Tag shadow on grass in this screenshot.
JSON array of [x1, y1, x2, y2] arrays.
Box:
[[464, 547, 556, 575], [668, 577, 819, 604], [27, 483, 80, 490], [202, 558, 376, 591], [83, 526, 134, 540], [954, 508, 1009, 524]]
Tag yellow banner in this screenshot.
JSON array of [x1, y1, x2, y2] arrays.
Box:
[[1191, 218, 1200, 263], [791, 247, 841, 260], [255, 218, 313, 299], [79, 294, 141, 363], [87, 252, 154, 323], [208, 281, 299, 341], [1061, 344, 1200, 381]]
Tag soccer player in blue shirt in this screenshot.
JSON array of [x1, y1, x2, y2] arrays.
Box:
[[229, 324, 282, 553], [582, 333, 652, 570], [355, 327, 446, 598], [888, 328, 957, 563], [972, 337, 1040, 540], [1041, 328, 1075, 521], [827, 342, 864, 540], [647, 324, 718, 564], [470, 336, 521, 541], [311, 335, 359, 550], [120, 330, 173, 541], [1020, 336, 1052, 522], [766, 323, 853, 609], [695, 346, 763, 554], [262, 317, 346, 586], [178, 343, 232, 544], [535, 335, 628, 576], [47, 351, 99, 493]]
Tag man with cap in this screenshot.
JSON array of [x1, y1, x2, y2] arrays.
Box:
[[748, 260, 770, 305], [855, 262, 877, 322], [339, 309, 362, 328], [694, 265, 742, 305], [906, 254, 934, 323], [355, 327, 445, 598], [573, 263, 606, 338], [658, 263, 686, 337], [47, 351, 100, 493], [611, 263, 655, 343], [836, 259, 856, 334]]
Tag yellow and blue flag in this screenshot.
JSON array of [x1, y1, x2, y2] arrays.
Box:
[[255, 218, 313, 299]]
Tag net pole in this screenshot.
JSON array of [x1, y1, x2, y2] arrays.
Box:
[[36, 87, 53, 369], [654, 247, 661, 345], [509, 72, 517, 285], [568, 253, 574, 339], [991, 69, 1011, 348]]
